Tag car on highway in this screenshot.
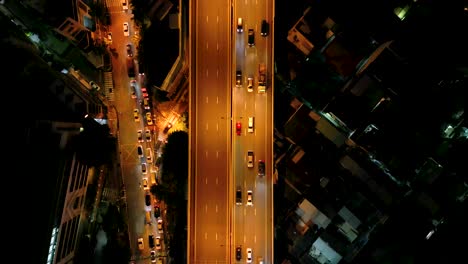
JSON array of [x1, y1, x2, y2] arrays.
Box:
[[246, 248, 253, 263], [143, 97, 150, 110], [141, 87, 149, 97], [155, 236, 162, 250], [146, 147, 153, 162], [137, 237, 144, 250], [247, 76, 253, 92], [133, 109, 140, 122], [236, 188, 242, 205], [123, 22, 130, 36], [236, 246, 242, 260], [157, 219, 163, 233], [122, 0, 128, 10], [146, 112, 153, 125], [89, 81, 101, 91], [143, 178, 149, 190], [248, 117, 254, 133], [130, 81, 137, 98], [246, 190, 253, 206], [150, 250, 156, 263], [126, 43, 133, 57], [237, 17, 243, 32], [154, 205, 161, 218], [149, 234, 155, 249], [236, 121, 241, 135], [107, 32, 112, 43], [146, 129, 152, 142], [261, 20, 269, 36], [137, 130, 143, 142], [236, 70, 242, 87], [247, 151, 254, 168], [145, 193, 151, 206], [248, 29, 255, 46], [258, 160, 265, 176], [142, 163, 147, 174], [137, 145, 143, 158]]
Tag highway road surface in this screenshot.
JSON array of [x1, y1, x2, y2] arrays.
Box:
[[189, 0, 274, 263]]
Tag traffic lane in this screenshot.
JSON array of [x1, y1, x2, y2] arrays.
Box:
[[194, 103, 229, 259]]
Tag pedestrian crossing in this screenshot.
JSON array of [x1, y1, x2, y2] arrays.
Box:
[[106, 0, 127, 13], [102, 187, 120, 202], [104, 71, 115, 101]]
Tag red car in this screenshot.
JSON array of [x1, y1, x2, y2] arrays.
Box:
[[236, 122, 241, 135]]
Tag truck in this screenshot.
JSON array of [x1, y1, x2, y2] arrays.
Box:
[[258, 63, 266, 93], [126, 57, 135, 78]]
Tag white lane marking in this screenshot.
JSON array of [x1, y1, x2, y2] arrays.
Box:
[[217, 68, 219, 78], [217, 43, 219, 51], [206, 42, 209, 50], [216, 204, 218, 213], [205, 232, 208, 239], [216, 177, 218, 185], [254, 235, 257, 243], [216, 151, 219, 158], [206, 123, 209, 130], [205, 150, 208, 157], [205, 177, 208, 184], [206, 69, 209, 77], [254, 208, 257, 216], [217, 96, 219, 104], [217, 16, 219, 23], [206, 97, 208, 103], [216, 123, 219, 131], [205, 204, 208, 212], [206, 16, 208, 23], [216, 232, 218, 240]]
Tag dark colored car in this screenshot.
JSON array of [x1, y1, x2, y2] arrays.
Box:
[[258, 160, 265, 176], [248, 29, 255, 46], [145, 194, 151, 206], [126, 44, 133, 57], [236, 70, 242, 87], [261, 20, 269, 36], [236, 246, 242, 260], [154, 206, 161, 218], [236, 188, 242, 205], [149, 235, 155, 249]]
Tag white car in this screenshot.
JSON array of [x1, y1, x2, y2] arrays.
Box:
[[146, 147, 153, 162], [247, 151, 254, 168], [142, 163, 147, 174], [246, 248, 252, 263], [145, 129, 152, 142], [138, 237, 144, 250], [155, 236, 162, 250], [123, 22, 130, 36], [157, 219, 163, 233], [137, 130, 143, 142], [246, 190, 253, 206], [247, 76, 254, 92]]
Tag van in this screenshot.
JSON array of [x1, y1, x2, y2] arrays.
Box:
[[237, 18, 243, 32], [122, 0, 128, 10], [248, 117, 254, 133]]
